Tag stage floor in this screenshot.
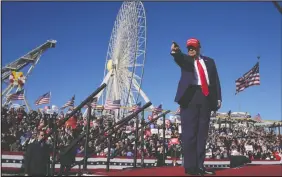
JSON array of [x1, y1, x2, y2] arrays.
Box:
[[3, 165, 281, 176], [92, 165, 282, 176]]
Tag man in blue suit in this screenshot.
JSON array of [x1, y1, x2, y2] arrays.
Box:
[[171, 38, 222, 175]]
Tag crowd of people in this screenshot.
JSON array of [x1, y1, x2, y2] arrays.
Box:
[[2, 106, 282, 162]]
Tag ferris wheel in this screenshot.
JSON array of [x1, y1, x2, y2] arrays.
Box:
[[85, 1, 152, 120]]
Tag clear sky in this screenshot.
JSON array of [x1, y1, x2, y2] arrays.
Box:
[[2, 2, 281, 121]]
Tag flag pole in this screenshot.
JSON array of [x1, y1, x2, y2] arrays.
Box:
[[235, 90, 241, 112], [23, 89, 31, 112], [50, 91, 52, 107], [117, 109, 120, 124]]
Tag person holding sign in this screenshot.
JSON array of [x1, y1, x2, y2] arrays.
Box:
[[170, 38, 222, 175]]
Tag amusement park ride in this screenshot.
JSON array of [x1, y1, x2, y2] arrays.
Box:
[[2, 1, 280, 118], [1, 40, 57, 111], [83, 1, 153, 120]]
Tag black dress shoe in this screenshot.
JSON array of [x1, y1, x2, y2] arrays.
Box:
[[197, 168, 215, 175], [185, 168, 200, 176]]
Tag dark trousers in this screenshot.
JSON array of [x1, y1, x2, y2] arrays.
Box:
[[156, 152, 165, 167], [180, 89, 211, 170], [48, 118, 54, 129], [58, 164, 72, 176]]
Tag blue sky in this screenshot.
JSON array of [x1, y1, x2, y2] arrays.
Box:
[[2, 2, 281, 121]]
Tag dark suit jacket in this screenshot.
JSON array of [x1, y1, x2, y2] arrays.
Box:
[[171, 51, 222, 111], [24, 140, 50, 175], [59, 144, 77, 166]]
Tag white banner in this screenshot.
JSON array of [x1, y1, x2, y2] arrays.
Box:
[[151, 128, 158, 134], [159, 129, 172, 138], [245, 145, 253, 152]]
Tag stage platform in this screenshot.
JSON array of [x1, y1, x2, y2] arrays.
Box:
[[86, 165, 282, 176]]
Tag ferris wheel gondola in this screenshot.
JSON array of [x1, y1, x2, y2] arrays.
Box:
[[84, 1, 152, 121]]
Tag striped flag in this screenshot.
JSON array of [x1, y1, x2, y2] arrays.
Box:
[[131, 102, 141, 112], [152, 104, 163, 115], [8, 89, 25, 100], [35, 92, 51, 105], [104, 99, 121, 110], [253, 113, 262, 122], [174, 107, 180, 115], [83, 97, 98, 108], [90, 97, 98, 108], [61, 95, 75, 109], [235, 62, 260, 94]]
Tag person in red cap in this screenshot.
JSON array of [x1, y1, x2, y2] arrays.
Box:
[[170, 38, 222, 175]]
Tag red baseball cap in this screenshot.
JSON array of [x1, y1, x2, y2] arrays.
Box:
[[186, 38, 201, 48]]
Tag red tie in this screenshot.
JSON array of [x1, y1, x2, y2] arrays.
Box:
[[196, 58, 209, 96]]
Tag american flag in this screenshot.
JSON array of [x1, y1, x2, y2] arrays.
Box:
[[8, 89, 25, 100], [235, 62, 260, 94], [174, 107, 180, 115], [91, 97, 98, 108], [35, 92, 51, 105], [253, 113, 262, 122], [83, 97, 98, 108], [61, 95, 75, 109], [104, 99, 121, 110], [131, 102, 141, 112], [152, 104, 163, 115]]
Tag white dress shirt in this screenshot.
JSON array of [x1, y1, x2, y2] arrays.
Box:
[[193, 56, 210, 86]]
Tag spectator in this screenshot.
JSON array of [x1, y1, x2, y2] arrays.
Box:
[[1, 105, 281, 168]]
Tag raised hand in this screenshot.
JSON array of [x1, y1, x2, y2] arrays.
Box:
[[171, 41, 180, 53]]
